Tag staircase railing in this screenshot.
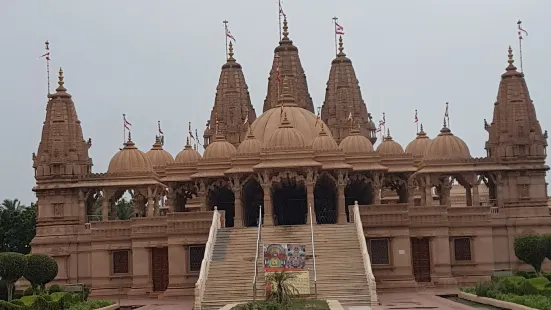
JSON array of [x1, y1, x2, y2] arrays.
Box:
[[352, 201, 378, 306], [308, 203, 318, 298], [252, 205, 263, 301], [194, 206, 222, 310]]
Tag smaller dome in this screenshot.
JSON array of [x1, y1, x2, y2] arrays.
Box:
[[405, 124, 432, 157], [175, 138, 202, 164], [237, 128, 263, 154], [108, 134, 154, 174], [146, 136, 175, 167], [339, 127, 374, 153], [376, 129, 404, 155], [266, 113, 307, 149], [424, 124, 471, 160], [203, 134, 237, 160], [312, 125, 338, 152]]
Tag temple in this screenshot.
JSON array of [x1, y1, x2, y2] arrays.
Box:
[[31, 17, 550, 310]]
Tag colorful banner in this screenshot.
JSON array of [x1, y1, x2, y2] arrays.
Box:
[[264, 243, 306, 271]]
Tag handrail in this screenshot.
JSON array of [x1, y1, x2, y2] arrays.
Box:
[[194, 206, 221, 310], [252, 205, 262, 300], [353, 201, 378, 306], [309, 203, 318, 298]]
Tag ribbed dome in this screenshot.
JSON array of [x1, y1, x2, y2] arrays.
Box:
[[376, 130, 404, 155], [266, 113, 307, 149], [146, 137, 174, 167], [237, 128, 263, 154], [108, 135, 154, 174], [312, 126, 338, 152], [339, 127, 374, 153], [175, 138, 202, 164], [251, 75, 331, 145], [405, 124, 432, 157], [424, 125, 470, 160], [203, 134, 237, 159]]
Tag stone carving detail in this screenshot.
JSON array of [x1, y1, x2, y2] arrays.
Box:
[[53, 203, 63, 218]]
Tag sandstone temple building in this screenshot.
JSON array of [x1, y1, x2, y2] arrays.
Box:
[[31, 18, 550, 309]]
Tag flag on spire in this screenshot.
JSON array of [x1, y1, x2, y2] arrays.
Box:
[[517, 19, 528, 39], [189, 122, 195, 141], [414, 110, 419, 123], [39, 41, 50, 60], [279, 1, 286, 18], [123, 114, 132, 130], [226, 27, 236, 42], [335, 22, 345, 35], [444, 102, 450, 126], [315, 107, 321, 126], [158, 121, 164, 135]]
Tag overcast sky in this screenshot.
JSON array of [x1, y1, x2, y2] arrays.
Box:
[[1, 0, 549, 204]]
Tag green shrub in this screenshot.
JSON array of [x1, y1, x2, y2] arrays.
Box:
[[48, 285, 63, 294], [23, 254, 58, 294], [0, 253, 28, 301], [21, 288, 33, 297], [19, 296, 37, 307], [500, 293, 551, 310], [8, 300, 24, 307], [0, 300, 23, 310], [67, 300, 112, 310], [514, 270, 538, 279], [514, 235, 546, 274]]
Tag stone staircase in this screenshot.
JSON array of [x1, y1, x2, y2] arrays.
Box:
[[199, 224, 374, 310]]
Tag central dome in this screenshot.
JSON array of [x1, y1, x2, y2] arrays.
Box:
[[251, 75, 331, 145]]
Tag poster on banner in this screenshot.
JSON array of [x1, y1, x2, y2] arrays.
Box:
[[285, 243, 306, 269], [264, 243, 306, 271], [265, 270, 310, 296]]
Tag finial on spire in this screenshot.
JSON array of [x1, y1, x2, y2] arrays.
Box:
[[508, 45, 514, 65], [282, 17, 289, 40], [337, 36, 346, 56], [419, 123, 424, 134], [127, 131, 132, 142], [215, 118, 220, 135], [228, 41, 235, 61], [56, 67, 67, 92], [186, 136, 190, 146], [386, 128, 390, 137], [443, 117, 447, 128]]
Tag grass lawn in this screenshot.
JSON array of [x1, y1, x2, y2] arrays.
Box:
[[232, 299, 329, 309]]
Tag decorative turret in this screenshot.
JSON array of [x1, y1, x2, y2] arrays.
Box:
[[484, 47, 548, 209], [485, 46, 547, 160], [262, 17, 314, 113], [33, 68, 92, 181], [321, 36, 376, 145], [204, 42, 256, 148]]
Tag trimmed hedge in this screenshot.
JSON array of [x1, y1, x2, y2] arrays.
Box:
[[0, 292, 112, 310], [23, 254, 58, 293], [0, 253, 27, 301]]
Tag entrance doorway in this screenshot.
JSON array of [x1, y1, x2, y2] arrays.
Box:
[[411, 237, 431, 282], [243, 178, 264, 227], [314, 175, 337, 224], [273, 182, 307, 226], [208, 187, 235, 227], [151, 247, 169, 291], [345, 179, 373, 222]]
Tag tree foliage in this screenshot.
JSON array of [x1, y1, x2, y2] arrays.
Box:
[[514, 234, 547, 274], [24, 253, 59, 293], [265, 271, 299, 305], [0, 199, 36, 254], [0, 252, 27, 301], [93, 197, 133, 220]]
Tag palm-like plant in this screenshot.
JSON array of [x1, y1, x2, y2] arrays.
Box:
[[0, 199, 25, 211], [265, 271, 298, 305]]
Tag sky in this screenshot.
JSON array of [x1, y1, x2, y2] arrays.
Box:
[[1, 0, 549, 205]]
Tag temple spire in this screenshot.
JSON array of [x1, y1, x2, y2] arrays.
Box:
[[337, 36, 346, 57]]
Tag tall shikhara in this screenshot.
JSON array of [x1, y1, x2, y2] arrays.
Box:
[[485, 47, 548, 207], [263, 18, 314, 113], [33, 68, 92, 182], [321, 36, 376, 145], [204, 42, 256, 147]]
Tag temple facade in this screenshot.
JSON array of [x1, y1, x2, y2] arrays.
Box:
[[31, 17, 550, 306]]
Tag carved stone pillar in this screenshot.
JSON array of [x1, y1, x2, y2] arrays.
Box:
[[78, 190, 86, 224], [465, 186, 473, 206], [306, 170, 316, 225], [232, 177, 243, 228], [166, 187, 175, 213], [147, 187, 154, 217], [473, 183, 480, 207], [101, 190, 109, 221], [407, 183, 415, 206], [373, 173, 382, 204], [337, 172, 347, 224], [198, 181, 207, 211], [262, 183, 274, 226], [496, 173, 504, 207], [424, 175, 432, 207], [441, 182, 452, 207]]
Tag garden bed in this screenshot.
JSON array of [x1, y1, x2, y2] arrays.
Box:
[[231, 299, 330, 310]]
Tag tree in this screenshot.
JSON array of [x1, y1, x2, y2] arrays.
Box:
[[0, 252, 27, 301], [514, 234, 546, 274], [92, 197, 133, 220], [0, 202, 36, 254], [24, 254, 58, 293], [265, 271, 298, 305]]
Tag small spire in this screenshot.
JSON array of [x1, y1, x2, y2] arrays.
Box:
[[185, 137, 191, 147], [319, 124, 328, 136], [386, 128, 391, 138], [443, 117, 447, 128], [56, 67, 67, 92], [128, 131, 132, 142], [280, 112, 292, 128], [282, 17, 289, 41], [418, 123, 426, 135], [337, 36, 346, 56], [228, 41, 235, 61], [505, 45, 518, 72], [247, 125, 255, 138]]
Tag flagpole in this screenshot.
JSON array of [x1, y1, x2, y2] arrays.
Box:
[[223, 20, 229, 61], [278, 0, 282, 40], [415, 110, 419, 134], [123, 114, 126, 144], [517, 19, 524, 72], [45, 41, 51, 95], [332, 17, 338, 56]]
